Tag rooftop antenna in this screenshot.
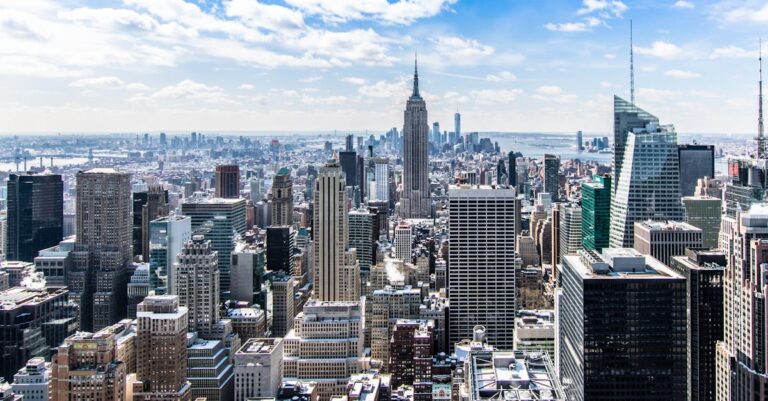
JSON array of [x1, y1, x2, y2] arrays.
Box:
[[630, 19, 635, 105], [759, 39, 766, 158]]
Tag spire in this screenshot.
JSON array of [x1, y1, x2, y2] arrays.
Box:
[[630, 19, 635, 105], [412, 51, 420, 97], [759, 39, 766, 158]]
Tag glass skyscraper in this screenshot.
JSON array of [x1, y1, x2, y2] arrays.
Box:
[[6, 173, 63, 262], [613, 96, 659, 192], [581, 174, 611, 252]]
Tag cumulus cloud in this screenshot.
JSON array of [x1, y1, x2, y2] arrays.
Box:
[[664, 69, 700, 79], [545, 0, 625, 33], [138, 79, 240, 105], [634, 41, 684, 59], [343, 77, 368, 85], [673, 1, 694, 9], [70, 76, 150, 90], [485, 71, 517, 82], [283, 0, 456, 25], [710, 46, 757, 59]]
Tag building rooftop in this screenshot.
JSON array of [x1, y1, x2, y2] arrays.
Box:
[[567, 248, 684, 279], [82, 167, 123, 174], [467, 350, 564, 401], [239, 338, 281, 354], [635, 220, 701, 232], [0, 287, 67, 310]]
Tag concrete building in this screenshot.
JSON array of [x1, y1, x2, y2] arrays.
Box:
[[389, 320, 433, 396], [215, 165, 240, 199], [558, 204, 582, 261], [283, 301, 363, 401], [174, 236, 220, 336], [233, 338, 283, 401], [369, 286, 422, 369], [271, 274, 295, 338], [225, 305, 266, 340], [682, 196, 722, 249], [633, 220, 703, 266], [448, 186, 518, 350], [400, 58, 431, 219], [11, 358, 49, 401], [133, 295, 191, 401], [513, 310, 555, 360], [394, 222, 412, 262], [33, 238, 74, 287], [127, 264, 151, 318], [271, 168, 293, 227], [558, 249, 686, 401], [186, 335, 234, 401]]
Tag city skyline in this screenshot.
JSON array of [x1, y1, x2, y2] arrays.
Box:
[[1, 0, 767, 134]]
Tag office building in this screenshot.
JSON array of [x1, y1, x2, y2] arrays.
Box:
[[271, 274, 295, 338], [613, 96, 659, 192], [133, 186, 169, 261], [576, 130, 584, 151], [127, 264, 151, 318], [716, 204, 768, 401], [133, 295, 191, 401], [394, 222, 412, 262], [6, 173, 63, 262], [11, 358, 49, 401], [229, 242, 266, 307], [149, 215, 192, 294], [369, 286, 422, 368], [558, 249, 686, 401], [266, 226, 294, 274], [339, 151, 358, 191], [670, 249, 725, 401], [49, 329, 127, 401], [215, 165, 240, 199], [448, 186, 518, 350], [543, 154, 560, 202], [633, 220, 703, 266], [225, 305, 266, 340], [581, 174, 611, 252], [682, 196, 722, 249], [186, 336, 234, 401], [370, 158, 390, 203], [558, 204, 581, 261], [609, 122, 684, 248], [174, 236, 220, 336], [455, 111, 461, 141], [271, 168, 293, 226], [283, 301, 363, 401], [514, 310, 555, 359], [75, 168, 132, 331], [233, 338, 283, 401], [679, 144, 715, 197], [348, 210, 374, 275], [508, 151, 518, 188], [181, 196, 246, 300], [33, 238, 73, 287], [400, 58, 431, 218], [313, 155, 358, 302], [389, 320, 433, 393]]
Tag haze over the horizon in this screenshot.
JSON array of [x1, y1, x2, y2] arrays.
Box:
[[1, 0, 766, 134]]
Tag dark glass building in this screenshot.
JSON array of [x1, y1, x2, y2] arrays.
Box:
[[266, 226, 294, 274], [581, 174, 611, 252], [613, 96, 658, 191], [678, 144, 715, 197], [559, 249, 687, 401], [6, 173, 63, 262], [215, 164, 240, 199]]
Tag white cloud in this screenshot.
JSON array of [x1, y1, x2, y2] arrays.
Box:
[[604, 53, 616, 59], [673, 1, 694, 9], [70, 76, 151, 90], [533, 85, 577, 103], [634, 41, 684, 59], [637, 87, 681, 102], [239, 83, 255, 90], [577, 0, 628, 16], [300, 94, 347, 105], [546, 0, 625, 33], [485, 71, 517, 82], [299, 75, 323, 83], [343, 77, 368, 85], [358, 79, 408, 98], [283, 0, 456, 25], [664, 69, 700, 79], [640, 65, 657, 72], [224, 0, 305, 32], [431, 35, 494, 58], [537, 85, 563, 95], [544, 22, 589, 32], [600, 81, 618, 88], [142, 79, 240, 104], [716, 2, 768, 23], [710, 46, 757, 59]]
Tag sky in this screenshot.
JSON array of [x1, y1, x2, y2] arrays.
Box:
[[0, 0, 767, 135]]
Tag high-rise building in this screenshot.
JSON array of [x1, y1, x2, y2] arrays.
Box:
[[229, 242, 266, 307], [389, 320, 433, 395], [558, 204, 582, 261], [49, 329, 127, 401], [670, 249, 725, 401], [215, 165, 240, 199], [613, 96, 659, 192], [149, 215, 192, 294], [369, 286, 422, 368], [682, 196, 722, 249], [75, 168, 132, 331], [141, 185, 169, 260], [266, 226, 294, 274], [448, 186, 518, 350], [513, 310, 555, 358], [609, 122, 684, 248], [174, 236, 219, 336], [271, 168, 293, 226], [313, 155, 358, 302], [394, 222, 412, 262], [716, 204, 768, 401], [543, 154, 560, 202], [348, 210, 374, 275], [558, 249, 686, 401], [271, 275, 295, 338], [339, 151, 358, 192], [508, 151, 517, 188], [576, 130, 584, 151], [401, 57, 431, 218], [432, 122, 441, 145], [233, 338, 283, 401], [370, 157, 390, 203], [6, 173, 63, 262], [133, 295, 191, 401], [283, 300, 363, 401], [454, 110, 461, 141], [11, 358, 49, 401], [581, 174, 611, 252], [127, 264, 151, 318], [633, 220, 703, 266], [181, 197, 246, 300], [678, 144, 715, 197], [186, 336, 234, 401]]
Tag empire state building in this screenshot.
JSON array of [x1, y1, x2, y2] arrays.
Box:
[[400, 57, 431, 218]]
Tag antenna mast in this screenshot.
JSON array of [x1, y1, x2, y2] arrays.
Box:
[[759, 39, 766, 159], [630, 20, 635, 105]]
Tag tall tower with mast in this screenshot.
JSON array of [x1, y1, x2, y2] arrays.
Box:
[[758, 39, 766, 159]]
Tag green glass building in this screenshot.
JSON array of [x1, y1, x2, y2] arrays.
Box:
[[582, 174, 611, 252]]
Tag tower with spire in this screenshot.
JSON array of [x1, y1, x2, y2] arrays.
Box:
[[758, 40, 766, 159], [400, 54, 432, 218]]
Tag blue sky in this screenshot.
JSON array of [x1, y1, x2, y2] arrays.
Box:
[[0, 0, 766, 135]]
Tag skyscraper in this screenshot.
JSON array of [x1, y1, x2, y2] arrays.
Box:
[[543, 154, 560, 202], [141, 185, 169, 260], [215, 165, 240, 199], [6, 173, 63, 262], [313, 155, 358, 302], [133, 295, 191, 401], [371, 157, 389, 203], [508, 151, 517, 188], [576, 130, 584, 151], [559, 204, 582, 260], [271, 168, 293, 226], [558, 249, 687, 401], [448, 186, 518, 350], [609, 122, 684, 248], [582, 174, 611, 252], [682, 196, 722, 249], [678, 144, 715, 197], [266, 226, 294, 274], [348, 209, 374, 275], [75, 168, 133, 331], [454, 109, 461, 141], [633, 220, 703, 266], [149, 215, 192, 294], [174, 236, 220, 336], [432, 122, 440, 145], [400, 57, 431, 218], [613, 96, 659, 191]]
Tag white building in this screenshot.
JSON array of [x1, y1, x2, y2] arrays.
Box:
[[11, 358, 49, 401], [558, 204, 582, 259], [394, 222, 412, 262], [233, 338, 283, 401]]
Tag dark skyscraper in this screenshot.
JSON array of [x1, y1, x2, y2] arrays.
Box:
[[678, 144, 715, 197], [266, 226, 294, 274], [613, 95, 659, 192], [508, 151, 517, 188], [215, 164, 240, 199], [6, 173, 63, 262], [339, 151, 357, 190], [401, 56, 431, 218], [543, 154, 560, 201], [133, 186, 169, 260], [581, 174, 611, 252]]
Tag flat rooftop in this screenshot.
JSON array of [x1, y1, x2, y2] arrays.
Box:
[[566, 248, 684, 280], [239, 338, 281, 354]]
